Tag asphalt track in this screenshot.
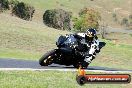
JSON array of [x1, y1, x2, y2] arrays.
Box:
[[0, 58, 132, 73]]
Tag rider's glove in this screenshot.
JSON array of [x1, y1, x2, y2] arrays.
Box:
[[84, 54, 95, 64]]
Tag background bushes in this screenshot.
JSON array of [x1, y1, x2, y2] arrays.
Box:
[[43, 9, 71, 30], [73, 8, 101, 32], [120, 14, 132, 29], [0, 0, 102, 31], [0, 0, 35, 21], [11, 0, 35, 21], [0, 0, 9, 12]]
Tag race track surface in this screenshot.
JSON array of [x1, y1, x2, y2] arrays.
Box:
[[0, 58, 132, 72]]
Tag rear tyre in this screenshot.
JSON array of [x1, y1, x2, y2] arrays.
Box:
[[39, 50, 56, 66]]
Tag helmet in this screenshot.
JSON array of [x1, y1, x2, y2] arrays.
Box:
[[86, 28, 96, 38], [85, 28, 96, 42]]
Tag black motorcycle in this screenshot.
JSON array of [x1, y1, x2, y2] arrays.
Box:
[[39, 34, 105, 68]]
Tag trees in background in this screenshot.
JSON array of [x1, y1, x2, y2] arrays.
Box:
[[128, 14, 132, 29], [0, 0, 104, 31], [10, 0, 35, 21], [120, 15, 132, 29], [112, 13, 118, 22], [73, 8, 101, 32], [112, 12, 132, 30], [43, 9, 71, 30], [0, 0, 35, 21], [121, 17, 129, 27], [0, 0, 9, 12], [43, 8, 101, 31], [0, 0, 101, 31]]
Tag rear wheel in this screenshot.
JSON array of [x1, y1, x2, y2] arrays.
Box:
[[39, 50, 56, 66]]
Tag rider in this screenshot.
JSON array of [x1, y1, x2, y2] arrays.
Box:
[[73, 28, 101, 68]]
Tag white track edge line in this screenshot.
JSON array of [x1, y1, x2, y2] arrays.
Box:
[[0, 68, 132, 73]]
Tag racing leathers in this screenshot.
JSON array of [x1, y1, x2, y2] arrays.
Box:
[[73, 33, 100, 68]]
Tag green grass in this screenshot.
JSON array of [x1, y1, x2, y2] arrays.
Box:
[[0, 48, 41, 60], [0, 13, 70, 60], [130, 34, 132, 37], [90, 39, 132, 70], [0, 71, 131, 88]]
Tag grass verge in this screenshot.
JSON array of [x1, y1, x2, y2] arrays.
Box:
[[0, 71, 132, 88]]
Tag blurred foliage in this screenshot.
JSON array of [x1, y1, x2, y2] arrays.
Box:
[[112, 13, 118, 22], [0, 0, 9, 12], [11, 0, 35, 21], [128, 14, 132, 29], [43, 9, 71, 30], [73, 8, 101, 32], [121, 17, 128, 26]]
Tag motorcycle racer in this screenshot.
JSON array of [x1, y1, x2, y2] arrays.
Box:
[[73, 28, 104, 68], [39, 28, 105, 68]]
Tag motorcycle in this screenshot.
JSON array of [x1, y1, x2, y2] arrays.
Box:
[[39, 34, 106, 68]]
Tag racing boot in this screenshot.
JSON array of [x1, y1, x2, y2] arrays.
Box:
[[80, 61, 89, 69]]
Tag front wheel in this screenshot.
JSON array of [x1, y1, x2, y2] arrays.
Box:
[[39, 50, 56, 66]]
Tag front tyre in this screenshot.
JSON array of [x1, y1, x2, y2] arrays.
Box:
[[39, 50, 56, 66]]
